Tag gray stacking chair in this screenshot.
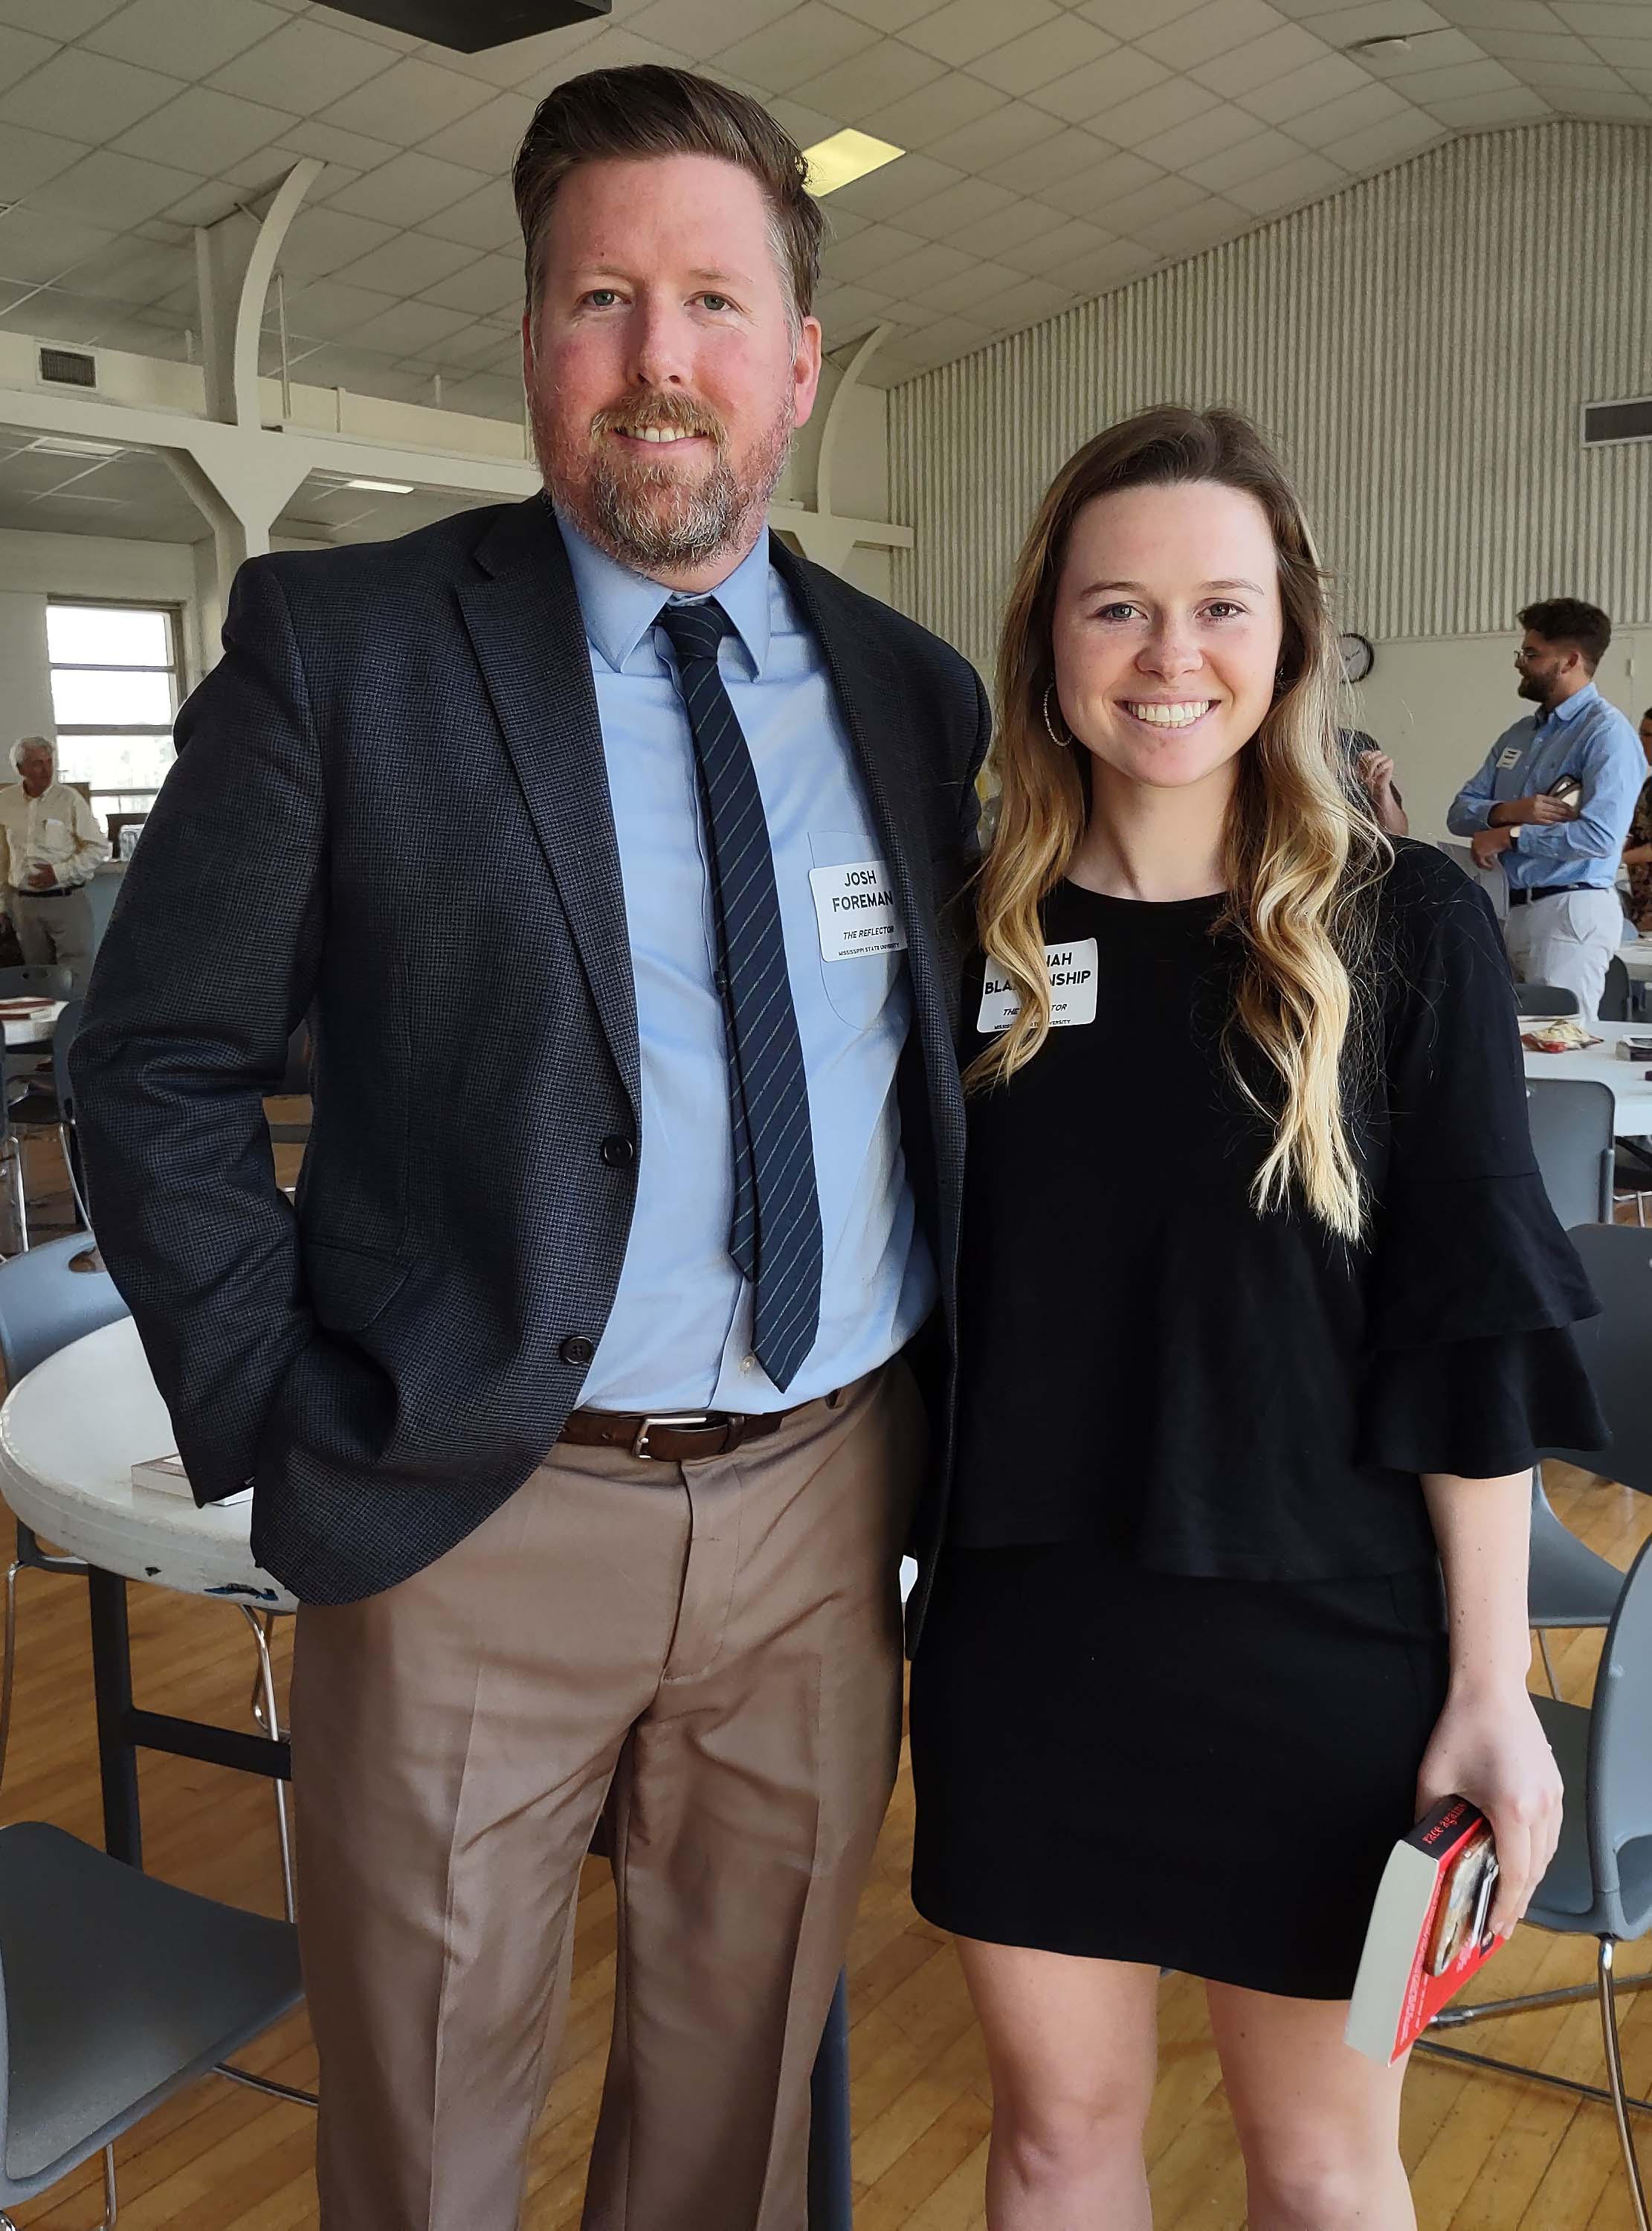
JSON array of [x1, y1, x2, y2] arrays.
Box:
[[0, 1821, 303, 2229], [1516, 983, 1581, 1017], [0, 1234, 129, 1791], [1602, 954, 1632, 1024], [4, 999, 85, 1244], [1529, 1466, 1624, 1696], [1526, 1078, 1613, 1229], [1424, 1536, 1652, 2229]]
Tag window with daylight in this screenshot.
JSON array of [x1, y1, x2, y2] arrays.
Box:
[[46, 601, 181, 819]]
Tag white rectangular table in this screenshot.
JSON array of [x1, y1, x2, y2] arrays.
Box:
[[1522, 1023, 1652, 1136]]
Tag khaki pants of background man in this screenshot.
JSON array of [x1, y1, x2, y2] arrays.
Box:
[[291, 1359, 926, 2231], [1503, 883, 1626, 1024], [7, 885, 94, 988]]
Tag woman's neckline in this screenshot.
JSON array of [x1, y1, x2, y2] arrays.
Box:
[[1060, 876, 1228, 910]]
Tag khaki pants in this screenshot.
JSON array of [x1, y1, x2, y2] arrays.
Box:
[[291, 1361, 925, 2231], [1503, 884, 1626, 1024], [7, 885, 94, 987]]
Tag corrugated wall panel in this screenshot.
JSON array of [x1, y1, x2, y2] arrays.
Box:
[[889, 123, 1652, 678]]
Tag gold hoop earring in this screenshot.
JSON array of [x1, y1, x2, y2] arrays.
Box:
[[1043, 683, 1073, 749]]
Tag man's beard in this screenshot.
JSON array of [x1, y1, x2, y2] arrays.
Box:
[[534, 387, 794, 574]]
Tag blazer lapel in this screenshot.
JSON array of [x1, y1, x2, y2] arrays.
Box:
[[457, 498, 640, 1116]]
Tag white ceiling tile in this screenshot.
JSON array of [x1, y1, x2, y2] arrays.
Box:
[[819, 153, 965, 221], [1300, 0, 1450, 36], [1440, 0, 1566, 25], [1283, 79, 1409, 145], [818, 207, 870, 245], [830, 0, 939, 30], [346, 300, 475, 356], [207, 18, 399, 108], [420, 178, 520, 251], [1237, 51, 1372, 120], [1329, 107, 1450, 165], [1056, 237, 1159, 293], [1189, 22, 1329, 94], [282, 276, 400, 340], [317, 57, 497, 145], [114, 87, 298, 173], [84, 0, 287, 78], [1358, 26, 1492, 73], [329, 230, 477, 296], [265, 119, 403, 173], [967, 15, 1117, 97], [1085, 72, 1223, 145], [1511, 57, 1633, 85], [132, 216, 192, 245], [761, 96, 843, 148], [417, 252, 523, 317], [815, 280, 902, 335], [1133, 100, 1265, 170], [910, 255, 1023, 312], [862, 239, 978, 297], [425, 21, 609, 91], [973, 272, 1074, 330], [1468, 30, 1578, 61], [0, 128, 88, 201], [1181, 123, 1302, 188], [896, 173, 1022, 239], [326, 152, 491, 228], [0, 0, 122, 33], [1589, 35, 1652, 65], [0, 45, 184, 140], [799, 37, 948, 120], [626, 0, 797, 59], [1037, 146, 1165, 214], [49, 236, 191, 305], [821, 220, 927, 283], [714, 4, 881, 95], [0, 23, 57, 94], [308, 5, 421, 50], [161, 181, 247, 225], [1133, 195, 1252, 254], [901, 0, 1062, 68], [0, 207, 114, 286], [275, 205, 399, 278], [1030, 47, 1169, 123], [418, 91, 537, 173], [946, 194, 1059, 257], [1102, 172, 1213, 230], [36, 148, 204, 228], [862, 66, 1007, 146], [1621, 65, 1652, 94], [1551, 2, 1652, 32], [1138, 0, 1291, 68], [1224, 147, 1345, 212], [997, 213, 1116, 275], [1422, 86, 1559, 121], [1076, 0, 1207, 36], [985, 125, 1126, 193], [1404, 59, 1526, 98], [923, 97, 1055, 170], [515, 29, 699, 94]]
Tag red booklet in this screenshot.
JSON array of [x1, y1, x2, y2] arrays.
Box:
[[1346, 1797, 1503, 2064]]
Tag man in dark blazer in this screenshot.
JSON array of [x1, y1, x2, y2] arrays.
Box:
[[72, 64, 987, 2231]]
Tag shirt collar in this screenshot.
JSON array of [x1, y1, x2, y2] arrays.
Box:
[[1539, 681, 1598, 730], [556, 506, 772, 677]]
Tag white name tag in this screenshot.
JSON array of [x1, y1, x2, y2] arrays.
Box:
[[1497, 745, 1523, 770], [977, 938, 1100, 1034], [809, 859, 908, 962]]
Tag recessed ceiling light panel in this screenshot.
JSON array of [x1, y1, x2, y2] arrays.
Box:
[[342, 478, 417, 495], [803, 129, 906, 199], [321, 1, 606, 53]]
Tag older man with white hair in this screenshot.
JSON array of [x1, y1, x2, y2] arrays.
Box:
[[0, 735, 110, 985]]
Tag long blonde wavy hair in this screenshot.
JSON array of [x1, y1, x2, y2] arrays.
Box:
[[968, 405, 1390, 1241]]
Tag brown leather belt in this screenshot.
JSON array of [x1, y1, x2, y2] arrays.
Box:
[[559, 1405, 797, 1463]]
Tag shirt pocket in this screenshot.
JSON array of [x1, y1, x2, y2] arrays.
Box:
[[807, 829, 907, 1034]]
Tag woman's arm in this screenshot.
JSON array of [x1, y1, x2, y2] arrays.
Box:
[[1416, 1470, 1564, 1937], [1622, 841, 1652, 866]]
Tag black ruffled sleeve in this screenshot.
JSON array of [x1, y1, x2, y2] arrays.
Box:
[[1357, 846, 1606, 1475]]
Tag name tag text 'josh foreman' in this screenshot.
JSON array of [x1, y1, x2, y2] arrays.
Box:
[[976, 938, 1100, 1034], [810, 860, 909, 962]]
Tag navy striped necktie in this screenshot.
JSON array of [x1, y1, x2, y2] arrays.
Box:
[[658, 597, 822, 1391]]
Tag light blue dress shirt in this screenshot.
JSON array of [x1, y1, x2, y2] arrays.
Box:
[[560, 512, 937, 1414], [1447, 682, 1644, 890]]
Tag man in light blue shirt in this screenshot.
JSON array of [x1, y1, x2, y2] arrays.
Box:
[[1448, 597, 1642, 1019], [562, 512, 935, 1417]]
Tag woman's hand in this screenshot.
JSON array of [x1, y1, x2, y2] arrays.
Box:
[[1416, 1681, 1563, 1938]]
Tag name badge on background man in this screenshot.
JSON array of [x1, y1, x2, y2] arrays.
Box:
[[978, 939, 1100, 1034], [1497, 746, 1523, 770], [810, 859, 908, 962]]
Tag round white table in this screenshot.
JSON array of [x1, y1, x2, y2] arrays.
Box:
[[1, 999, 63, 1047], [0, 1315, 294, 1873], [1522, 1024, 1652, 1137]]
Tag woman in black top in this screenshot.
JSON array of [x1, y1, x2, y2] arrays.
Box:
[[909, 407, 1603, 2231]]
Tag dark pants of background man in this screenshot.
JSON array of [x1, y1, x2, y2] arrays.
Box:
[[291, 1359, 926, 2231], [7, 885, 94, 987]]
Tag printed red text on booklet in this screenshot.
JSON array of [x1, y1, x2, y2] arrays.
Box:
[[1346, 1797, 1503, 2064]]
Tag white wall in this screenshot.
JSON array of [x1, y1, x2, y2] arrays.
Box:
[[1354, 629, 1652, 845]]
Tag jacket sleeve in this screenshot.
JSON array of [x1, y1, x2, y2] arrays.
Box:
[[70, 558, 326, 1503]]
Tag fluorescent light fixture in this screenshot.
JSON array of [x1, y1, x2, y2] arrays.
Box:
[[342, 477, 416, 494], [27, 435, 120, 459], [802, 129, 904, 199]]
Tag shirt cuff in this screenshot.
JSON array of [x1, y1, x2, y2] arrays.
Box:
[[1452, 798, 1495, 833]]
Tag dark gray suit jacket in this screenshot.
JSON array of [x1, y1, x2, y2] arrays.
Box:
[[71, 497, 989, 1609]]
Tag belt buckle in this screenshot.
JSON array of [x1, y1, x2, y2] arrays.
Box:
[[631, 1411, 713, 1461]]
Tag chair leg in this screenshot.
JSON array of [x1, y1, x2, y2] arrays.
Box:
[[1537, 1628, 1561, 1699], [239, 1606, 294, 1923], [1601, 1938, 1651, 2231], [59, 1121, 91, 1232], [0, 1136, 25, 1254]]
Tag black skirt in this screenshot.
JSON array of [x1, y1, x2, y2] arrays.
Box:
[[909, 1546, 1451, 2001]]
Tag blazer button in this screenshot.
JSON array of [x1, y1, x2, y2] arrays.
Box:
[[560, 1335, 596, 1367], [601, 1134, 636, 1169]]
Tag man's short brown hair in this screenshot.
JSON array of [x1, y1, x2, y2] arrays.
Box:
[[1520, 596, 1612, 671], [513, 65, 823, 326]]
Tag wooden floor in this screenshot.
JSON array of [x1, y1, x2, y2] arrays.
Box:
[[5, 1133, 1652, 2227]]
